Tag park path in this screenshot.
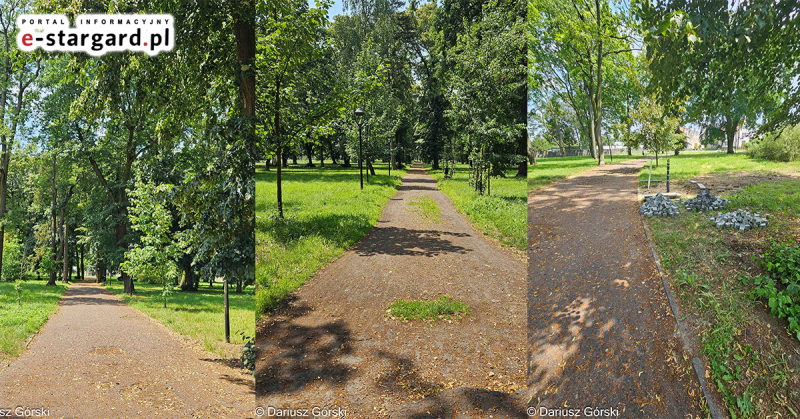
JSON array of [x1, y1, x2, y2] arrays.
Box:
[[0, 281, 253, 418], [527, 159, 704, 417], [256, 163, 527, 418]]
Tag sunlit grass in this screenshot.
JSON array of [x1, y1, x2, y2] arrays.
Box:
[[388, 295, 469, 321], [0, 279, 68, 359], [529, 154, 645, 191], [637, 151, 800, 183], [104, 279, 253, 359], [256, 161, 407, 316], [427, 164, 525, 250]]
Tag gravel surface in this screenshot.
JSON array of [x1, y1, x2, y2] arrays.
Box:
[[528, 159, 703, 418], [255, 163, 527, 418], [0, 281, 254, 418]]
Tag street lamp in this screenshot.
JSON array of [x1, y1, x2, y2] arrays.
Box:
[[355, 107, 365, 190]]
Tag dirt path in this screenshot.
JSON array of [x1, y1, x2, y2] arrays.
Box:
[[0, 281, 253, 418], [527, 159, 704, 418], [256, 163, 527, 418]]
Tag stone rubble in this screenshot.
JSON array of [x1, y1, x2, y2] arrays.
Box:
[[681, 190, 730, 212], [710, 209, 770, 232], [640, 192, 680, 217]]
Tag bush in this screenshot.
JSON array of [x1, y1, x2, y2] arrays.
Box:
[[2, 237, 24, 282], [749, 242, 800, 341], [747, 124, 800, 162]]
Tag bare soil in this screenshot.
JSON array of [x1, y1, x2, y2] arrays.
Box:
[[255, 163, 527, 418], [528, 159, 705, 418], [0, 281, 254, 418], [642, 171, 800, 198]]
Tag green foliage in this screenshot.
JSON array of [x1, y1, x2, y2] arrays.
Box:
[[14, 280, 22, 307], [747, 125, 800, 162], [530, 136, 553, 154], [121, 180, 182, 304], [240, 333, 256, 374], [752, 243, 800, 341], [1, 236, 23, 282], [388, 295, 469, 321], [631, 95, 684, 162]]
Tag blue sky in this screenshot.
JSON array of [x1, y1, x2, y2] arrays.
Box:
[[324, 0, 345, 17]]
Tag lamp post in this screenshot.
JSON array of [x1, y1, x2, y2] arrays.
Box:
[[355, 107, 365, 190]]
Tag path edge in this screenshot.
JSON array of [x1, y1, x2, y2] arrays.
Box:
[[639, 216, 725, 419]]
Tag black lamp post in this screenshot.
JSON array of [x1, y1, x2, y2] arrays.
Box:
[[355, 107, 365, 190]]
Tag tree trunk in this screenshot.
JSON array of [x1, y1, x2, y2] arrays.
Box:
[[236, 277, 242, 293], [367, 160, 376, 176], [277, 146, 284, 218], [96, 257, 106, 283], [304, 142, 315, 167], [48, 156, 58, 286], [725, 116, 737, 154], [264, 158, 270, 171], [61, 216, 69, 283]]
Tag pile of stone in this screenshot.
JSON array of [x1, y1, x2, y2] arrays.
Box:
[[640, 193, 680, 217], [681, 190, 730, 212], [710, 209, 770, 232]]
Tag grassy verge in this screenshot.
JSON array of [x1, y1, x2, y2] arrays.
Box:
[[388, 295, 469, 321], [638, 152, 800, 183], [0, 279, 68, 360], [104, 280, 254, 360], [256, 161, 407, 316], [529, 154, 644, 191], [647, 179, 800, 418], [427, 164, 525, 250]]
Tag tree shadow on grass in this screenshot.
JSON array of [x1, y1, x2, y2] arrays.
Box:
[[261, 213, 374, 249], [355, 226, 471, 257], [255, 299, 353, 397]]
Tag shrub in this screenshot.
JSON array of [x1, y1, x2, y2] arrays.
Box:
[[2, 236, 24, 282], [750, 242, 800, 340], [747, 124, 800, 162]]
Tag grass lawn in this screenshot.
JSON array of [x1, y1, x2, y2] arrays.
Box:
[[0, 279, 68, 360], [647, 179, 800, 418], [427, 164, 526, 250], [388, 295, 469, 321], [104, 279, 254, 360], [256, 161, 406, 316], [637, 151, 800, 183], [529, 154, 645, 191]]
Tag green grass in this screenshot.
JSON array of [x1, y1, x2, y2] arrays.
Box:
[[647, 184, 800, 418], [256, 161, 407, 316], [407, 196, 442, 223], [638, 151, 800, 183], [529, 154, 645, 191], [104, 280, 254, 359], [0, 279, 68, 359], [427, 164, 525, 250], [729, 180, 800, 217], [388, 295, 469, 320]]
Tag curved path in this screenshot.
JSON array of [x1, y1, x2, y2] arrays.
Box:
[[527, 159, 703, 418], [0, 281, 253, 418], [256, 163, 527, 418]]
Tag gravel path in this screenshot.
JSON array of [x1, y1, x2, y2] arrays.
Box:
[[527, 159, 704, 418], [0, 281, 253, 418], [256, 163, 527, 418]]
